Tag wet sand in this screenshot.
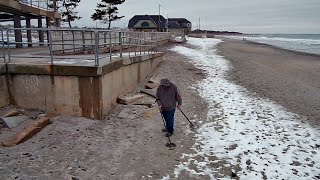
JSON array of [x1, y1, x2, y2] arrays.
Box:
[[217, 38, 320, 127]]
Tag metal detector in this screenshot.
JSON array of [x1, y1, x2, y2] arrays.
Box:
[[178, 108, 199, 129], [160, 111, 176, 149]]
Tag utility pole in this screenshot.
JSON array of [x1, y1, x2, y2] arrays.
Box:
[[158, 4, 161, 32], [199, 17, 201, 30]]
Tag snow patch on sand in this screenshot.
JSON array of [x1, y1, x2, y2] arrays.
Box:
[[166, 37, 320, 179]]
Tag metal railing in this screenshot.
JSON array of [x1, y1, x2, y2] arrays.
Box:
[[0, 28, 173, 66], [18, 0, 53, 11], [0, 29, 4, 62]]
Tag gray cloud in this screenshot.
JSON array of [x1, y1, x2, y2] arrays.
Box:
[[72, 0, 320, 33]]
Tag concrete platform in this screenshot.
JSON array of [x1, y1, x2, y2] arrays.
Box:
[[0, 0, 60, 19], [0, 51, 164, 119], [0, 45, 160, 66]]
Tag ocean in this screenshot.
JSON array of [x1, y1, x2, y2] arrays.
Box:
[[222, 34, 320, 55]]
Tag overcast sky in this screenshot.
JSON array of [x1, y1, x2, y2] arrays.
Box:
[[73, 0, 319, 33]]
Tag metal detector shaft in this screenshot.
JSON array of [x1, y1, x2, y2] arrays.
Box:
[[178, 108, 194, 126], [160, 112, 166, 128], [160, 111, 173, 144]]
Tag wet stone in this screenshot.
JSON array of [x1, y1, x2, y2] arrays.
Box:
[[0, 115, 28, 128]]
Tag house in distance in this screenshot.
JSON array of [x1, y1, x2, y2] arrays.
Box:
[[128, 15, 192, 35], [168, 18, 192, 35], [128, 15, 167, 32]]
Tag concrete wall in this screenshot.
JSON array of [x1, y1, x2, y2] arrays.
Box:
[[0, 75, 9, 107], [8, 75, 83, 116], [4, 53, 163, 119], [101, 55, 162, 116], [0, 64, 9, 107], [168, 28, 184, 34]]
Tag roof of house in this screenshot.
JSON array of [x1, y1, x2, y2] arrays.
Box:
[[168, 21, 182, 29], [128, 15, 167, 29], [168, 18, 191, 24]]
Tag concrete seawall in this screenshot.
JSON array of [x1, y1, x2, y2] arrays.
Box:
[[0, 64, 9, 107], [0, 53, 163, 119]]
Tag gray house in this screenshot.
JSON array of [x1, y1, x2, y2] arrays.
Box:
[[168, 18, 192, 35], [128, 15, 167, 32]]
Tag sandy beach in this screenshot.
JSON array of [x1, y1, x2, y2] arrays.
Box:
[[1, 38, 319, 180], [0, 46, 212, 180], [217, 38, 320, 127]]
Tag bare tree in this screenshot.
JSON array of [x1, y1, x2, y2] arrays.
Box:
[[49, 0, 82, 28], [91, 0, 125, 29]]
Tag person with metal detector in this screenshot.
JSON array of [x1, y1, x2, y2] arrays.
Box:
[[156, 78, 182, 138]]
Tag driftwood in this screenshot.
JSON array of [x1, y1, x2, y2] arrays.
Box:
[[2, 109, 20, 118], [1, 117, 50, 147]]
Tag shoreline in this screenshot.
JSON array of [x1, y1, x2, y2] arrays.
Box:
[[168, 37, 320, 179], [217, 36, 320, 58], [217, 38, 320, 127]]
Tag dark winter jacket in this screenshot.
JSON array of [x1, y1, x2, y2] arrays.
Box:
[[156, 82, 182, 111]]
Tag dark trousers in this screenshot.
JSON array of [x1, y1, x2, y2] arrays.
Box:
[[162, 109, 176, 134]]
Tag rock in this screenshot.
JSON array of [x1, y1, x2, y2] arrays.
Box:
[[231, 172, 237, 177], [1, 117, 50, 147], [68, 176, 79, 180], [38, 114, 47, 118], [117, 94, 145, 105], [0, 115, 28, 128], [145, 82, 159, 89], [0, 123, 5, 129]]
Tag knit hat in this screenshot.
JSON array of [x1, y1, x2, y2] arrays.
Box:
[[160, 78, 171, 86]]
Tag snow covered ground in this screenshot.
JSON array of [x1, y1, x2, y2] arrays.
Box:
[[165, 37, 320, 179]]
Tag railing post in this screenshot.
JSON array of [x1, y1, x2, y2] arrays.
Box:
[[128, 33, 130, 58], [119, 32, 122, 58], [94, 30, 99, 66], [134, 33, 137, 57], [104, 32, 107, 48], [109, 32, 112, 62], [48, 28, 53, 64], [82, 31, 85, 52], [72, 31, 75, 52], [143, 32, 145, 55], [61, 30, 65, 53], [7, 29, 11, 63], [1, 30, 5, 63], [90, 31, 93, 46], [139, 33, 142, 55]]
